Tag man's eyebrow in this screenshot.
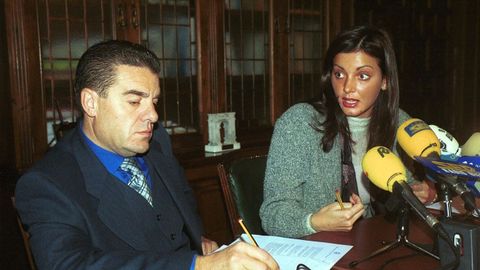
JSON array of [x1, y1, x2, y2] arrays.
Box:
[[123, 89, 149, 97]]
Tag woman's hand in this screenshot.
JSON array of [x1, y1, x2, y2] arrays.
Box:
[[410, 180, 437, 204], [309, 193, 365, 232]]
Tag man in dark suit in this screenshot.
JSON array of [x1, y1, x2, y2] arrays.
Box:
[[15, 40, 278, 270]]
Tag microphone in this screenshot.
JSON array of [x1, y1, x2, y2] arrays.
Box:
[[396, 118, 441, 160], [397, 119, 479, 214], [396, 118, 479, 179], [362, 146, 440, 229], [458, 155, 480, 171], [457, 156, 480, 199], [429, 124, 462, 157], [462, 132, 480, 156]]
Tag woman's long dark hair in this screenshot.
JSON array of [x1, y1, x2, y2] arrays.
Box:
[[310, 25, 400, 152]]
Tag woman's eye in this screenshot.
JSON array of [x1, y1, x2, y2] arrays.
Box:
[[333, 71, 344, 79], [359, 73, 370, 80]]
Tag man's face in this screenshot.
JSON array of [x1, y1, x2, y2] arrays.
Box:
[[84, 65, 160, 157]]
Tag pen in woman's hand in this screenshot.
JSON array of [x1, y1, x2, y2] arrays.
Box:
[[335, 189, 345, 210]]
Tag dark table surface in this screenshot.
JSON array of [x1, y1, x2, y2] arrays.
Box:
[[303, 213, 440, 270]]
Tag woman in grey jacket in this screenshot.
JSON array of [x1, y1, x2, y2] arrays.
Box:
[[260, 25, 436, 238]]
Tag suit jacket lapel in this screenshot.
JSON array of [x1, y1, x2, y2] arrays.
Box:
[[145, 143, 203, 251], [71, 128, 152, 250]]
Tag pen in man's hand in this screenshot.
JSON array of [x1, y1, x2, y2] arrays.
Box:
[[335, 189, 345, 210], [238, 218, 259, 247]]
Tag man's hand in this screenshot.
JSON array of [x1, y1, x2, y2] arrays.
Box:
[[195, 241, 279, 270], [201, 236, 219, 255]]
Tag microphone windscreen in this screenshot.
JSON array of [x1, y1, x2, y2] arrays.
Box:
[[397, 118, 441, 159], [362, 146, 407, 192], [429, 124, 461, 156], [462, 132, 480, 156]]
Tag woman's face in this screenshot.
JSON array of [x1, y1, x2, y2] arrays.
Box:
[[331, 51, 386, 118]]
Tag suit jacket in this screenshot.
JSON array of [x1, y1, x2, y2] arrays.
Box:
[[15, 124, 204, 270]]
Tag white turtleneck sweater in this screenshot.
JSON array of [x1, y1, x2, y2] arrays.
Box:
[[347, 116, 372, 216]]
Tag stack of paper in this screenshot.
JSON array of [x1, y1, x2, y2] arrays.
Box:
[[241, 234, 352, 269]]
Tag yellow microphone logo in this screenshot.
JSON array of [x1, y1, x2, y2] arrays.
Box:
[[402, 119, 430, 137]]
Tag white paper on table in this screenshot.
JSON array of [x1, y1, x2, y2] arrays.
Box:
[[239, 234, 352, 270]]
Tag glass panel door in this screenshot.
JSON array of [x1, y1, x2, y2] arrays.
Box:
[[224, 0, 270, 128], [37, 0, 114, 145]]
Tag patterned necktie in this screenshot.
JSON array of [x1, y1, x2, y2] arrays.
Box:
[[120, 157, 153, 206]]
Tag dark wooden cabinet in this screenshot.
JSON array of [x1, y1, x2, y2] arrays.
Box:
[[178, 144, 270, 244], [184, 159, 233, 244]]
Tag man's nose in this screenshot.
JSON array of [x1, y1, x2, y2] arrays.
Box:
[[145, 102, 158, 124]]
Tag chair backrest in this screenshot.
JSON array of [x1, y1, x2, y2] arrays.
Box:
[[217, 155, 267, 238], [11, 197, 36, 270]]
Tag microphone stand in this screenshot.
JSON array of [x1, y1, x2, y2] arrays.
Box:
[[439, 182, 454, 218], [349, 205, 439, 268]]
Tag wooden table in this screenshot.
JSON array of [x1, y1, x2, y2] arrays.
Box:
[[304, 213, 440, 270]]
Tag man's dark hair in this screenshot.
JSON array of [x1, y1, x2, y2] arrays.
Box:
[[74, 40, 161, 111]]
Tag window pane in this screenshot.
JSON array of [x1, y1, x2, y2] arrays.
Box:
[[224, 0, 270, 129], [37, 0, 113, 145], [142, 0, 198, 134], [288, 0, 323, 104]]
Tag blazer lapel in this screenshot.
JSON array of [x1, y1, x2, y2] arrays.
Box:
[[71, 129, 151, 250], [146, 145, 203, 251]]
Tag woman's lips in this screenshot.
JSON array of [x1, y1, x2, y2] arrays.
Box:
[[342, 98, 358, 108]]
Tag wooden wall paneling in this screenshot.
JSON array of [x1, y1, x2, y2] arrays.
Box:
[[5, 0, 46, 173], [450, 0, 480, 141], [353, 0, 454, 135], [269, 0, 289, 123], [339, 0, 355, 31], [195, 0, 226, 144], [470, 1, 480, 135], [351, 0, 480, 141], [185, 163, 232, 245], [0, 0, 15, 172], [324, 0, 350, 45], [114, 0, 141, 43], [449, 0, 467, 141]]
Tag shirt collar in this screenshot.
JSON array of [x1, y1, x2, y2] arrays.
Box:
[[80, 126, 124, 173]]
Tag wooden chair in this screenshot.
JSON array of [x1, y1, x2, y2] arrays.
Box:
[[11, 197, 36, 270], [217, 154, 268, 238]]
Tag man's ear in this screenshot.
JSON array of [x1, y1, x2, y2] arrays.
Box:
[[80, 88, 99, 117]]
